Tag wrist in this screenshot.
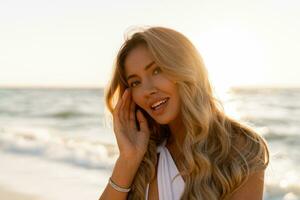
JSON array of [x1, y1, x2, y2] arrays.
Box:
[[109, 156, 141, 189], [117, 155, 142, 169], [109, 176, 131, 193], [118, 153, 144, 164]]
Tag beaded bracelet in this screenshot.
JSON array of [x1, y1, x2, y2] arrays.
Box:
[[109, 177, 131, 193]]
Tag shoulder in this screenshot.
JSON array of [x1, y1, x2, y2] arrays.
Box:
[[230, 123, 269, 172], [228, 169, 265, 200]]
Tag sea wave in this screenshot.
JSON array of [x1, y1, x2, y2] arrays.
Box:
[[42, 110, 98, 119], [0, 127, 117, 170], [265, 182, 300, 200]]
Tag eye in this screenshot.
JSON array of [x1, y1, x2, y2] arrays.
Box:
[[153, 67, 162, 75], [129, 81, 140, 88]]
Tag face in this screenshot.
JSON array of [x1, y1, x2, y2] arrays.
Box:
[[124, 45, 181, 125]]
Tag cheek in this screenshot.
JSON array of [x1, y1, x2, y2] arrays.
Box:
[[132, 92, 143, 108]]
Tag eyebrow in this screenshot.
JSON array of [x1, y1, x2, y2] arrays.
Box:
[[126, 61, 156, 81]]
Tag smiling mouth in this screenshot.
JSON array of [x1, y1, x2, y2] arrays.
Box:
[[150, 98, 170, 110]]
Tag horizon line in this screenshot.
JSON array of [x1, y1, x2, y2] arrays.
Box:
[[0, 84, 300, 90]]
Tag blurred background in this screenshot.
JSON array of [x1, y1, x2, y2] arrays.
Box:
[[0, 0, 299, 200]]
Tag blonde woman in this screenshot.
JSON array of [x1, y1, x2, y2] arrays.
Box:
[[99, 26, 269, 200]]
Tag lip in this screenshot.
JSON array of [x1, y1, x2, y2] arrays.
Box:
[[149, 97, 170, 115], [148, 97, 170, 109]]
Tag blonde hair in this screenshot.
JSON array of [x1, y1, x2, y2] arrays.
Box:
[[104, 26, 269, 200]]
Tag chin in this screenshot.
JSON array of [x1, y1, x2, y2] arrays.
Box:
[[154, 119, 170, 125], [151, 114, 177, 125]]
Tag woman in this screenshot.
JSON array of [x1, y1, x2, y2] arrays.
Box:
[[99, 26, 269, 200]]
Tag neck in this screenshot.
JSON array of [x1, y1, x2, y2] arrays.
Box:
[[167, 115, 186, 148], [165, 116, 186, 170]]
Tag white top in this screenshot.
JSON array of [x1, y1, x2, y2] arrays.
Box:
[[145, 139, 185, 200]]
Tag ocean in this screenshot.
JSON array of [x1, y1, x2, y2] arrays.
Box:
[[0, 87, 299, 200]]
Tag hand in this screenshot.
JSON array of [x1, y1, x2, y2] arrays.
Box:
[[112, 88, 151, 162]]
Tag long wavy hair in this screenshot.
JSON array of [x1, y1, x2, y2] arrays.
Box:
[[104, 26, 269, 200]]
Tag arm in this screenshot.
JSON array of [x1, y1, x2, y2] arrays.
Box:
[[229, 170, 265, 200], [99, 89, 150, 199], [98, 156, 141, 200]]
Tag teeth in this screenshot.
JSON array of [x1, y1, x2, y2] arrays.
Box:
[[151, 98, 168, 109]]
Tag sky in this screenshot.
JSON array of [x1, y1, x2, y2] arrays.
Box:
[[0, 0, 300, 91]]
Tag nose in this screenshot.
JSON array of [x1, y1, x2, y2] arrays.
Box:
[[143, 79, 158, 96]]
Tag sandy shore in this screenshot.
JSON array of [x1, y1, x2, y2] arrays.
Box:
[[0, 186, 41, 200], [0, 151, 110, 200]]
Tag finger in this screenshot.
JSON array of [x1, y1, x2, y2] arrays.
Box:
[[113, 95, 123, 126], [119, 89, 129, 124], [124, 89, 131, 121], [129, 99, 136, 130], [136, 110, 150, 135]]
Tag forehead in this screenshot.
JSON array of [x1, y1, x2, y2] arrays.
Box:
[[124, 45, 154, 74]]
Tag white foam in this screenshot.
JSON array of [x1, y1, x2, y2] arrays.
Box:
[[0, 126, 118, 169]]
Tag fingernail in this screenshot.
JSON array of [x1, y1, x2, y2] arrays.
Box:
[[123, 89, 128, 98]]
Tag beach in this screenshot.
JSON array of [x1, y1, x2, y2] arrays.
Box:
[[0, 87, 299, 200], [0, 186, 41, 200], [0, 150, 111, 200]]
